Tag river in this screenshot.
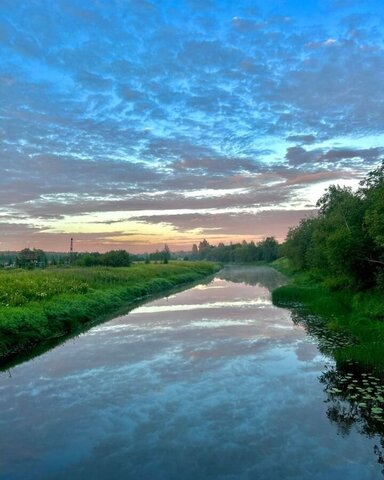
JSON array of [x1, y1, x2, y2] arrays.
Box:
[[0, 266, 382, 479]]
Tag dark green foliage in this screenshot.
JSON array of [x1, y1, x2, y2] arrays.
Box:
[[75, 249, 131, 267], [149, 244, 172, 262], [0, 251, 17, 268], [163, 244, 171, 262], [192, 237, 281, 263], [282, 162, 384, 289], [273, 162, 384, 370], [16, 248, 47, 269], [273, 281, 384, 371], [101, 250, 131, 267], [75, 252, 102, 267]]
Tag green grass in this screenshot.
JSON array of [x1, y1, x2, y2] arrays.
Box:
[[271, 259, 384, 372], [270, 257, 296, 277], [0, 261, 220, 362]]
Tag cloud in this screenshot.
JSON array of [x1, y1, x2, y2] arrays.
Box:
[[0, 152, 160, 206], [1, 0, 384, 250], [286, 135, 317, 145], [76, 71, 112, 90], [231, 17, 264, 33], [321, 147, 383, 162], [130, 209, 318, 241], [306, 38, 338, 49], [285, 147, 320, 167], [285, 146, 383, 168]]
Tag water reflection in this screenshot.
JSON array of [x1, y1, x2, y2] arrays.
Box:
[[0, 277, 214, 373], [287, 305, 384, 474], [217, 265, 287, 291], [0, 267, 382, 479]]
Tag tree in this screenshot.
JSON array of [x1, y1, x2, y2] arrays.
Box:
[[16, 248, 36, 269], [16, 248, 47, 269], [360, 162, 384, 250], [162, 244, 171, 263], [34, 249, 47, 268], [198, 239, 211, 259], [258, 237, 280, 262], [76, 253, 102, 267], [191, 244, 199, 259], [282, 162, 384, 289], [282, 218, 317, 270], [102, 250, 131, 267]]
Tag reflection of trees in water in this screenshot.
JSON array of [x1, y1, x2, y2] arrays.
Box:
[[289, 306, 384, 474], [217, 266, 286, 292], [320, 365, 384, 434], [290, 309, 355, 355], [223, 267, 384, 472], [320, 364, 384, 475]]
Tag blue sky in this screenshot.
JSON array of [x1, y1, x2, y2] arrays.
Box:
[[1, 0, 384, 252]]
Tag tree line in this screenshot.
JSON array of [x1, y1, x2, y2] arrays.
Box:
[[283, 161, 384, 290], [0, 245, 174, 269], [74, 250, 131, 267], [2, 239, 281, 269], [0, 249, 132, 269], [190, 237, 280, 263]]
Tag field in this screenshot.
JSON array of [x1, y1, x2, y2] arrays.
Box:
[[0, 261, 220, 363]]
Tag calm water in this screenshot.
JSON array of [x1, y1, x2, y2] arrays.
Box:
[[0, 266, 382, 479]]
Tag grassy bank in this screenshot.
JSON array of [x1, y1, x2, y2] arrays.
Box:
[[0, 261, 220, 363], [271, 258, 384, 372]]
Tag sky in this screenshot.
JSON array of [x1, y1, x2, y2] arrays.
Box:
[[1, 0, 384, 253]]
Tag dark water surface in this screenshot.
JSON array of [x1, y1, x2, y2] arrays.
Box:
[[0, 266, 382, 479]]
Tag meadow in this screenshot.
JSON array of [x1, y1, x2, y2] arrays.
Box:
[[0, 261, 219, 363]]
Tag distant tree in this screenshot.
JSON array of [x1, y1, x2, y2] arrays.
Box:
[[150, 249, 161, 262], [0, 252, 16, 267], [191, 244, 199, 259], [102, 250, 131, 267], [258, 237, 279, 262], [75, 250, 131, 267], [76, 253, 102, 267], [162, 244, 171, 263], [198, 239, 211, 259], [16, 248, 47, 269], [34, 249, 48, 268]]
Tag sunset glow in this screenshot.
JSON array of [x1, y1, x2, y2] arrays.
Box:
[[1, 0, 383, 252]]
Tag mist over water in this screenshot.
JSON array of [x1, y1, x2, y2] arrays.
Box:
[[0, 267, 381, 479]]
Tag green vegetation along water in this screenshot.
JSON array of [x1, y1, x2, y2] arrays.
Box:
[[282, 162, 384, 292], [273, 162, 384, 372], [272, 258, 384, 372], [0, 261, 219, 364], [2, 266, 384, 479]]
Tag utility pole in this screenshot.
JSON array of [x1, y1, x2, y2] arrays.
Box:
[[69, 237, 74, 264]]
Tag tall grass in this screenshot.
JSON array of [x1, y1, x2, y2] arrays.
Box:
[[0, 261, 220, 362]]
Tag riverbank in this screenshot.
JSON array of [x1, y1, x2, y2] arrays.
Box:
[[271, 258, 384, 372], [0, 261, 220, 363]]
